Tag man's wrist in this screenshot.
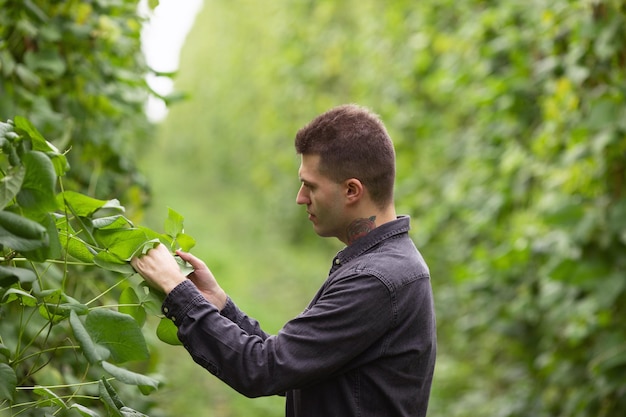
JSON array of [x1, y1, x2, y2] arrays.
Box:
[[161, 273, 187, 295]]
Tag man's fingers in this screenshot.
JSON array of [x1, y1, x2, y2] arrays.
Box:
[[175, 250, 205, 269]]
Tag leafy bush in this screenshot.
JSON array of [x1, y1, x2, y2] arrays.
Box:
[[0, 0, 162, 203], [0, 118, 193, 416]]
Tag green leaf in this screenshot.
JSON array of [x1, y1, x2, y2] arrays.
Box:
[[0, 211, 48, 252], [0, 343, 10, 361], [0, 363, 17, 401], [22, 212, 62, 261], [33, 386, 67, 409], [94, 228, 149, 261], [137, 224, 169, 241], [175, 232, 196, 252], [15, 63, 41, 88], [16, 151, 58, 214], [56, 216, 95, 263], [132, 237, 162, 258], [101, 361, 160, 393], [137, 282, 165, 316], [2, 288, 37, 307], [93, 252, 136, 274], [24, 49, 66, 77], [0, 165, 25, 210], [119, 287, 146, 327], [85, 309, 149, 363], [120, 406, 150, 417], [61, 236, 96, 263], [70, 310, 109, 364], [165, 207, 184, 238], [156, 317, 182, 346], [174, 255, 194, 276], [38, 292, 89, 323], [98, 378, 124, 417], [14, 116, 53, 152], [92, 215, 132, 230], [0, 265, 37, 287], [69, 403, 101, 417], [57, 191, 124, 217], [13, 116, 68, 176]]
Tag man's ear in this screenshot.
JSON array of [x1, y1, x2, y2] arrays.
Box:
[[344, 178, 364, 204]]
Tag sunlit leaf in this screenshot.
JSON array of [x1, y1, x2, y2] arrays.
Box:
[[175, 233, 196, 252], [156, 317, 181, 346], [94, 228, 149, 261], [165, 207, 184, 238]]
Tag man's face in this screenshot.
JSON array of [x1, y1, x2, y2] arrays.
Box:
[[296, 154, 347, 240]]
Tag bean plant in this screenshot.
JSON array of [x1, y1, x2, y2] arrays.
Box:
[[0, 117, 191, 416]]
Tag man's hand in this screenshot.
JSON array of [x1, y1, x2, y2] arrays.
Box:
[[131, 244, 228, 311], [131, 244, 186, 294], [175, 249, 228, 311]]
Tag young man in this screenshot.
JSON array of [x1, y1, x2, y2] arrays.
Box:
[[131, 104, 437, 417]]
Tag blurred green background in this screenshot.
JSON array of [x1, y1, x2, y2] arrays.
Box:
[[138, 1, 626, 416], [1, 0, 625, 415]]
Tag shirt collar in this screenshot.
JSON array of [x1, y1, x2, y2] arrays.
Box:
[[332, 216, 411, 268]]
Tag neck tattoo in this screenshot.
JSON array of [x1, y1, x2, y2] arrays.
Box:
[[346, 216, 377, 245]]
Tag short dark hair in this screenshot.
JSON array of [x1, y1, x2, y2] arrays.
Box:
[[295, 104, 396, 208]]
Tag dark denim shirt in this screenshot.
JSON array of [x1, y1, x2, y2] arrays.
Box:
[[162, 216, 436, 417]]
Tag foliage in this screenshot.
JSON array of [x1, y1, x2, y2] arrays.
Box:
[[406, 2, 626, 416], [144, 0, 625, 416], [0, 0, 163, 204], [0, 1, 194, 414], [0, 118, 195, 416]]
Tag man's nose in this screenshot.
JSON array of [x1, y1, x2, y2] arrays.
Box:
[[296, 186, 309, 205]]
